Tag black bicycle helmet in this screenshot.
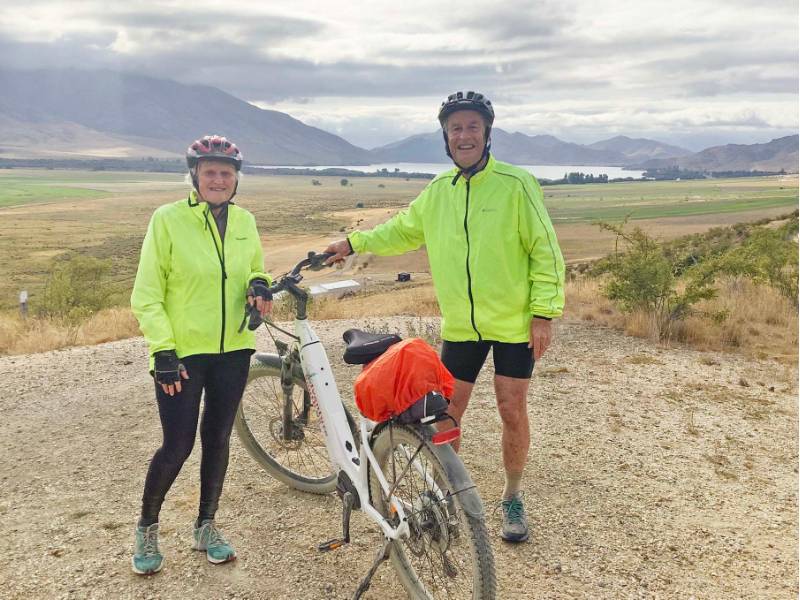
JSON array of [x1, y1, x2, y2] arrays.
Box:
[[438, 91, 494, 178], [186, 135, 243, 170], [437, 91, 495, 128]]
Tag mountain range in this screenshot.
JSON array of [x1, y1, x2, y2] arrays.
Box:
[[0, 69, 797, 172]]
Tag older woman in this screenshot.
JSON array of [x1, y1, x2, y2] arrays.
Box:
[[130, 135, 272, 574]]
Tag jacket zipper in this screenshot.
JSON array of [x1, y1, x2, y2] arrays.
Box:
[[463, 181, 481, 340], [219, 235, 227, 353], [203, 207, 228, 353]]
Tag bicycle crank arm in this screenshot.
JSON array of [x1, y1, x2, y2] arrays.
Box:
[[318, 491, 354, 552]]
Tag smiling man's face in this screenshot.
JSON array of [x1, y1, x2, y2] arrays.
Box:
[[445, 109, 487, 168]]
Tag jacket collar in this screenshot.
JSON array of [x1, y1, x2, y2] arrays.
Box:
[[451, 154, 496, 187], [186, 190, 235, 223]]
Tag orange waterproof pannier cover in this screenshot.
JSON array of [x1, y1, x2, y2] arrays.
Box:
[[354, 338, 454, 422]]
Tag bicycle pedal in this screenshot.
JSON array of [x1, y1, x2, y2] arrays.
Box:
[[318, 538, 348, 552]]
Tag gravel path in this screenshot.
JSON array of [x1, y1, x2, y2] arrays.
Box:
[[1, 317, 796, 599]]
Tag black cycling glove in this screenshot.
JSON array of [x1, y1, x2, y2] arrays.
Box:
[[153, 350, 186, 386], [247, 279, 273, 302]]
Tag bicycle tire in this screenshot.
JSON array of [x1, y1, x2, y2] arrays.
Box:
[[368, 424, 496, 599], [235, 355, 355, 494]]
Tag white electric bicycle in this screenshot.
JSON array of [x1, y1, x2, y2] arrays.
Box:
[[234, 253, 496, 599]]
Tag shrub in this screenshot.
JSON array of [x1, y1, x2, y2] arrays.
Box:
[[36, 255, 116, 324], [595, 220, 716, 340], [692, 219, 798, 305], [340, 178, 349, 186]]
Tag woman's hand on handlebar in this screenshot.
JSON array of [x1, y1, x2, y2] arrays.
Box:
[[247, 279, 273, 318], [323, 239, 354, 265]]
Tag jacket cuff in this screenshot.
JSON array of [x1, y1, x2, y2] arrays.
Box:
[[249, 271, 272, 286]]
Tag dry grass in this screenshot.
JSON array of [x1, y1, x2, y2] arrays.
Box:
[[0, 308, 140, 355], [273, 283, 440, 321], [565, 276, 798, 363], [1, 270, 795, 368]]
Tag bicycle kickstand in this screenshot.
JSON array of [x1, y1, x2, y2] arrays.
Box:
[[353, 537, 391, 600], [318, 491, 354, 552]]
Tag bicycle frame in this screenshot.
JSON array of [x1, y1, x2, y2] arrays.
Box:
[[292, 317, 411, 541]]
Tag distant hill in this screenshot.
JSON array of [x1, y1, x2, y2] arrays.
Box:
[[372, 130, 799, 173], [369, 130, 696, 166], [636, 135, 799, 172], [0, 69, 372, 165], [587, 136, 691, 161], [369, 129, 630, 165], [2, 68, 794, 172]]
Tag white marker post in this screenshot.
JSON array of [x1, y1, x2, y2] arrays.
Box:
[[19, 290, 28, 319]]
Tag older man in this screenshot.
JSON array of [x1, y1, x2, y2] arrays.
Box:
[[325, 91, 565, 543]]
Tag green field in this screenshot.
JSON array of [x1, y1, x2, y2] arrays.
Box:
[[0, 168, 796, 310], [0, 178, 107, 207], [544, 177, 798, 222]]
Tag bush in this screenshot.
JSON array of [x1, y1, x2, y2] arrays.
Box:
[[340, 178, 349, 186], [692, 219, 798, 305], [36, 255, 116, 324], [595, 221, 716, 340]]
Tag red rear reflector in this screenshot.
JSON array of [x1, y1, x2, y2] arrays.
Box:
[[431, 427, 460, 445]]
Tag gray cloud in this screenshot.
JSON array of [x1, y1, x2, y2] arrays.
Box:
[[453, 8, 570, 42], [0, 0, 795, 148], [84, 8, 323, 38]]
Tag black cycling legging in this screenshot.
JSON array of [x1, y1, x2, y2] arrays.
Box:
[[140, 350, 252, 526]]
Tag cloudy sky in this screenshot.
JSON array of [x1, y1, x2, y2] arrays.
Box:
[[0, 0, 797, 150]]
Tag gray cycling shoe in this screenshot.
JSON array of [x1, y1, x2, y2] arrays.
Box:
[[500, 493, 529, 543], [193, 520, 236, 564], [132, 522, 164, 575]]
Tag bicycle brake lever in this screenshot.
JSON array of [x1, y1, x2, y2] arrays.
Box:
[[248, 304, 264, 330], [238, 303, 263, 333], [308, 251, 336, 271]]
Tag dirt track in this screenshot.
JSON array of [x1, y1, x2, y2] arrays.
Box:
[[1, 317, 797, 599]]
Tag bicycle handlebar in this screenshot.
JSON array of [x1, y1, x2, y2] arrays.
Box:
[[239, 251, 335, 332]]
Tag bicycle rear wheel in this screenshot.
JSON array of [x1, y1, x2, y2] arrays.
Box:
[[368, 424, 496, 599], [235, 355, 353, 494]]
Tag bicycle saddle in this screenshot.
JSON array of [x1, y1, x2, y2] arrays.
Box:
[[342, 329, 402, 365]]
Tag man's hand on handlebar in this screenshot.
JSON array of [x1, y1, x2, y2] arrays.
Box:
[[323, 239, 354, 265]]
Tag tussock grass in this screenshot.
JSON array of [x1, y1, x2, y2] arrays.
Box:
[[0, 308, 140, 355], [272, 284, 440, 321], [565, 276, 798, 363], [2, 271, 795, 368]]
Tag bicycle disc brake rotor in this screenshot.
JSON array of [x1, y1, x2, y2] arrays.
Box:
[[407, 491, 450, 557], [268, 417, 305, 450]]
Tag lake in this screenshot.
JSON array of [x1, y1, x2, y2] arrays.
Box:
[[253, 162, 646, 180]]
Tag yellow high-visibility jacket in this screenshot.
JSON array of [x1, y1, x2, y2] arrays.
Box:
[[131, 192, 270, 363], [349, 155, 564, 342]]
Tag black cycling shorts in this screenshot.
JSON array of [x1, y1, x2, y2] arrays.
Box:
[[441, 340, 534, 383]]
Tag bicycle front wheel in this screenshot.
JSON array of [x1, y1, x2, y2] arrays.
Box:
[[235, 356, 342, 494], [369, 424, 496, 599]]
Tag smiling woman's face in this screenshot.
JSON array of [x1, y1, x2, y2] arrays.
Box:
[[197, 159, 237, 205], [445, 109, 487, 168]]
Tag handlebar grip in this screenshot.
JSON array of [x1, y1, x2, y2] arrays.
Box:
[[308, 251, 336, 271]]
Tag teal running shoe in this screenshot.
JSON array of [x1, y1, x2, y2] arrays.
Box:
[[500, 493, 529, 543], [193, 520, 236, 564], [132, 522, 164, 575]]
